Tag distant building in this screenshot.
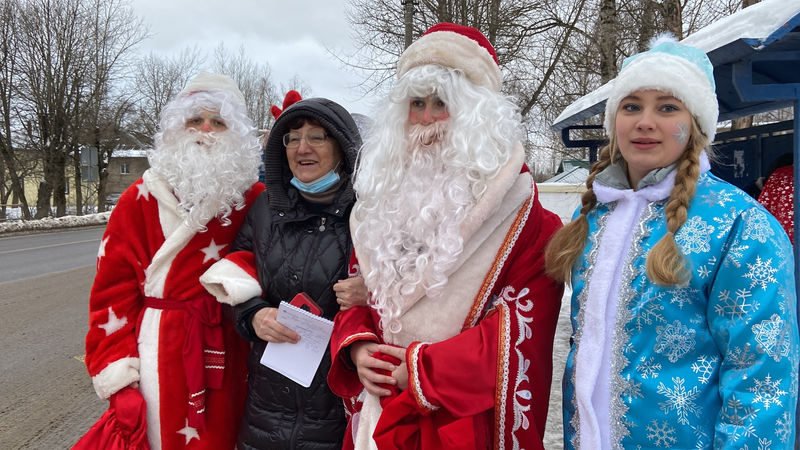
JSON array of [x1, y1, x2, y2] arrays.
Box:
[[105, 149, 149, 205]]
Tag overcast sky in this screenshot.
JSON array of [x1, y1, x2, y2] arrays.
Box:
[[128, 0, 377, 116]]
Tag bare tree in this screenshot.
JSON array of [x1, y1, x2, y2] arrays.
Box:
[[76, 0, 147, 213], [212, 43, 279, 131], [130, 47, 205, 147], [0, 0, 32, 219]]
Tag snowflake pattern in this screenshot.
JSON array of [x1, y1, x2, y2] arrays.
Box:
[[669, 287, 698, 310], [637, 356, 662, 379], [690, 355, 718, 384], [700, 189, 734, 208], [744, 256, 778, 290], [622, 374, 643, 403], [749, 374, 787, 410], [719, 394, 759, 443], [713, 207, 737, 238], [631, 292, 667, 332], [775, 411, 793, 443], [713, 288, 757, 321], [742, 210, 775, 243], [654, 320, 696, 363], [657, 377, 701, 425], [646, 420, 677, 447], [675, 216, 714, 254], [728, 344, 757, 371], [722, 240, 750, 269], [752, 314, 792, 362]]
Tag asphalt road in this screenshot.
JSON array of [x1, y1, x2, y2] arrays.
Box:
[[0, 227, 105, 283], [0, 228, 107, 449]]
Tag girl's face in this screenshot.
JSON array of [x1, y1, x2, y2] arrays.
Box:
[[615, 89, 693, 188]]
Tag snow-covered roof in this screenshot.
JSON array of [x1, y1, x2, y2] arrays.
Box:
[[543, 166, 590, 184], [552, 0, 800, 131], [113, 149, 149, 158]]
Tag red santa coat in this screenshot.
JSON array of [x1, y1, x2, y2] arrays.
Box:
[[84, 170, 264, 450], [327, 146, 564, 450]]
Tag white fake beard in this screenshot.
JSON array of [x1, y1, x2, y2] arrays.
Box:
[[357, 121, 476, 334], [149, 128, 258, 231]]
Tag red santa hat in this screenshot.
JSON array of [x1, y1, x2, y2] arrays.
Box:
[[270, 90, 303, 119], [179, 72, 246, 106], [396, 22, 502, 92]]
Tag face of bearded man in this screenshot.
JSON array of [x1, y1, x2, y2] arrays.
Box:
[[354, 118, 477, 333], [148, 118, 260, 231]]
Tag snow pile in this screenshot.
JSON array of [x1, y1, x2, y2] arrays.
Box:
[[0, 212, 110, 235]]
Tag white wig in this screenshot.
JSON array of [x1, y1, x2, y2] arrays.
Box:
[[148, 90, 261, 230], [353, 64, 521, 333]]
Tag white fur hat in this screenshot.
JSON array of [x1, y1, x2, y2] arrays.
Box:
[[604, 35, 719, 142], [397, 22, 502, 92], [179, 72, 246, 106]]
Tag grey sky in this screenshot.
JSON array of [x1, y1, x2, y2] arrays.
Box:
[[129, 0, 375, 115]]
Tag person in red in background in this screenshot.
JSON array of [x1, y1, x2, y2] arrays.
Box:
[[758, 159, 794, 243], [79, 72, 264, 450], [327, 23, 564, 450]]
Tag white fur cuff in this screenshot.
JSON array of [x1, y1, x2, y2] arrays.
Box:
[[200, 258, 263, 306], [92, 357, 140, 399]]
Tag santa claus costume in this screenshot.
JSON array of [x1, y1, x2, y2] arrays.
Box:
[[81, 73, 265, 450], [326, 24, 564, 450]]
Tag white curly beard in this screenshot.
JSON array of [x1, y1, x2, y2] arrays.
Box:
[[355, 121, 476, 334], [148, 127, 260, 232]]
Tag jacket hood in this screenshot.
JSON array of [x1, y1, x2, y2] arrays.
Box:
[[264, 97, 362, 210]]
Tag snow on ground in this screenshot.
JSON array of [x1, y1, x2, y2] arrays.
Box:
[[0, 211, 110, 235]]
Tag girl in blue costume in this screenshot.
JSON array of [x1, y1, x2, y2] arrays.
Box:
[[546, 35, 799, 449]]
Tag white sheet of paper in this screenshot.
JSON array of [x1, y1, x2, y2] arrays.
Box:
[[259, 301, 334, 388]]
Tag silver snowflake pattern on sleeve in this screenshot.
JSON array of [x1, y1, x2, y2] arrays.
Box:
[[654, 320, 696, 363], [742, 209, 775, 243], [752, 314, 792, 363], [748, 374, 787, 410], [744, 256, 778, 290], [656, 377, 701, 425], [674, 216, 714, 254]]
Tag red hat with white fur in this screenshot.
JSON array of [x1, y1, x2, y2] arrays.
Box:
[[396, 22, 502, 92]]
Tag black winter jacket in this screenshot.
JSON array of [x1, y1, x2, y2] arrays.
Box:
[[230, 98, 361, 450]]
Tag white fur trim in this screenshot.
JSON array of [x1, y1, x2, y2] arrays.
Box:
[[143, 170, 208, 298], [91, 357, 140, 399], [604, 52, 718, 142], [139, 308, 162, 450], [180, 72, 246, 105], [397, 31, 502, 91], [200, 258, 263, 306]]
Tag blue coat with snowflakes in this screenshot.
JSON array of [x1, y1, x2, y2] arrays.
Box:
[[563, 166, 799, 449]]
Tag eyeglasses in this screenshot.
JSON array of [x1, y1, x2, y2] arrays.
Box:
[[282, 131, 329, 148]]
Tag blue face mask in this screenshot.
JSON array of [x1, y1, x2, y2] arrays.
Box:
[[290, 168, 341, 194]]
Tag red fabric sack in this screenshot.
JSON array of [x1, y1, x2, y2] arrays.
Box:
[[72, 387, 150, 450]]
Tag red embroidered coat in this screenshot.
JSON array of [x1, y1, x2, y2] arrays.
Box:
[[758, 164, 794, 244], [84, 170, 264, 450], [327, 151, 564, 450]]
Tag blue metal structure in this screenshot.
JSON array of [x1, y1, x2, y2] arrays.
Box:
[[551, 0, 800, 435]]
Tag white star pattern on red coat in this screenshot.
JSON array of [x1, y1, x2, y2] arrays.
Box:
[[98, 306, 127, 336], [97, 236, 109, 260], [135, 182, 150, 200], [177, 419, 200, 444], [200, 239, 226, 264]]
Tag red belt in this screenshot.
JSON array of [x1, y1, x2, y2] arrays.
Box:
[[144, 294, 224, 431]]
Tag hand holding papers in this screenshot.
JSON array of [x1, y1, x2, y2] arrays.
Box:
[[260, 300, 334, 387]]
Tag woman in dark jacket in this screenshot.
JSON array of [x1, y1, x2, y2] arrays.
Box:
[[228, 97, 364, 449]]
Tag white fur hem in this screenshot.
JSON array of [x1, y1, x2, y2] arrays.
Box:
[[200, 258, 262, 306], [92, 357, 140, 399]]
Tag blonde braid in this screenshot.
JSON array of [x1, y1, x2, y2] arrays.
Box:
[[645, 120, 706, 286], [545, 141, 616, 283]]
